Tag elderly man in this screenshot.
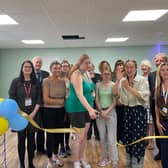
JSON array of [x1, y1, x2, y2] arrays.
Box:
[[32, 56, 49, 155]]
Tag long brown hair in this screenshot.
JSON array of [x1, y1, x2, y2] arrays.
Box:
[[98, 60, 112, 80], [155, 62, 168, 107]]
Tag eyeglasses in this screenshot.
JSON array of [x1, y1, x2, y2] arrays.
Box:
[[23, 66, 32, 68]]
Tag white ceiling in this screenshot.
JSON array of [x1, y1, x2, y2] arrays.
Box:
[[0, 0, 168, 48]]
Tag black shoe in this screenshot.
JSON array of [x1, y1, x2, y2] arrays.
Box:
[[20, 165, 25, 168], [95, 136, 100, 141], [66, 146, 72, 155], [154, 153, 161, 161], [28, 162, 35, 168], [20, 162, 25, 168], [87, 136, 91, 140]]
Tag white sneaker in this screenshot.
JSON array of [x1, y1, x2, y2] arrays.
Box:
[[73, 161, 81, 168], [46, 161, 54, 168], [80, 160, 91, 168], [97, 158, 111, 167], [53, 158, 64, 167]]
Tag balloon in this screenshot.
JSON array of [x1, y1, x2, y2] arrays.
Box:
[[9, 113, 28, 131], [0, 117, 9, 135], [0, 98, 4, 103], [0, 99, 18, 119]]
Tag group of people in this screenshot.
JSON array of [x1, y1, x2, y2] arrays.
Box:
[[8, 53, 168, 168]]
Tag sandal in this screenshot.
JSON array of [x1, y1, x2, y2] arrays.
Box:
[[147, 142, 154, 150]]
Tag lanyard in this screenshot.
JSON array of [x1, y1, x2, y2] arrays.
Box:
[[162, 85, 168, 104], [24, 82, 32, 98]]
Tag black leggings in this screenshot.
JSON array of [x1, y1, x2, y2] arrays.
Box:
[[17, 125, 35, 166], [43, 107, 65, 158]]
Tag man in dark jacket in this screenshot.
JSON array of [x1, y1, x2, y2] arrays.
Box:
[[32, 56, 49, 155]]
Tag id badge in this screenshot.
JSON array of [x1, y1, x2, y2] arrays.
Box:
[[162, 106, 168, 114], [25, 97, 32, 106]]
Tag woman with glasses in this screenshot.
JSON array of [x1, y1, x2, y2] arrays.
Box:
[[9, 60, 41, 168], [96, 60, 118, 168]]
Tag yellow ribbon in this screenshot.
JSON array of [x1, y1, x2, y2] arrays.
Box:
[[19, 111, 81, 133], [16, 111, 168, 145], [118, 135, 168, 147]]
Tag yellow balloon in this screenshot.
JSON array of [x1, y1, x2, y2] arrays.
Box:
[[0, 98, 4, 102], [0, 117, 9, 136]]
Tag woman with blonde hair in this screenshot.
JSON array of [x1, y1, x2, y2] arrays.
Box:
[[65, 54, 97, 168], [155, 62, 168, 168]]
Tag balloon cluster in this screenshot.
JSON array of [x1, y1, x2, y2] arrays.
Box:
[[0, 98, 28, 136]]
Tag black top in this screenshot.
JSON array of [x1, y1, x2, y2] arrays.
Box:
[[92, 73, 101, 84], [35, 70, 49, 105], [148, 71, 157, 98], [9, 77, 42, 114]]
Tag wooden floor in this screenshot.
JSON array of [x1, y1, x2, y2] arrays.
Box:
[[0, 131, 162, 168]]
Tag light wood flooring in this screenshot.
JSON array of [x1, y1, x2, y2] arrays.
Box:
[[0, 131, 162, 168]]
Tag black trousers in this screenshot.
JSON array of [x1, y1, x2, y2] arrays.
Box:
[[160, 119, 168, 168], [87, 119, 100, 139], [43, 107, 65, 158], [151, 99, 161, 153], [17, 125, 35, 166], [64, 114, 71, 147], [36, 107, 45, 152], [116, 105, 125, 142]]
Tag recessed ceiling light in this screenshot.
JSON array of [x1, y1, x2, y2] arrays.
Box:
[[123, 9, 168, 22], [21, 40, 45, 44], [105, 37, 128, 43], [0, 15, 18, 25]]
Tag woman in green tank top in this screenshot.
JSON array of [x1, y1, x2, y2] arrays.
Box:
[[65, 54, 97, 168], [95, 61, 118, 168]]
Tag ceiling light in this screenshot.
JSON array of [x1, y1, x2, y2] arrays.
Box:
[[0, 15, 18, 25], [21, 40, 45, 44], [105, 37, 128, 43], [123, 9, 168, 22]]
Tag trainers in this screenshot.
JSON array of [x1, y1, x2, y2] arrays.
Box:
[[98, 158, 111, 167], [59, 147, 67, 158], [46, 161, 54, 168], [73, 161, 81, 168], [80, 160, 91, 168], [53, 157, 64, 167]]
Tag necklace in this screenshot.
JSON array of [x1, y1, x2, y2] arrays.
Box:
[[78, 69, 91, 81]]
